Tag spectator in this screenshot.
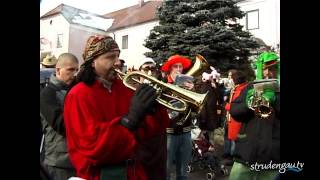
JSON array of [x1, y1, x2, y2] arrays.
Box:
[[41, 55, 58, 68], [40, 53, 79, 180]]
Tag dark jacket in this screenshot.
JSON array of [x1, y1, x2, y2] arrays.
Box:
[[230, 82, 280, 165], [40, 68, 55, 146], [40, 74, 74, 168], [166, 76, 193, 132], [40, 68, 55, 91], [196, 82, 219, 131], [134, 133, 167, 180]]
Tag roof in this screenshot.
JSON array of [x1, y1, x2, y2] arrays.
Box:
[[104, 1, 163, 31], [40, 4, 113, 31]]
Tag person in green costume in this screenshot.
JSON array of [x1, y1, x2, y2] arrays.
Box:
[[228, 52, 280, 180]]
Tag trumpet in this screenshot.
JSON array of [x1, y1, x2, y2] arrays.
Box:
[[248, 90, 273, 119], [247, 79, 279, 119], [115, 69, 208, 113]]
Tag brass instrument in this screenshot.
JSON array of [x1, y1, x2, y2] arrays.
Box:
[[247, 79, 279, 119], [115, 69, 208, 113], [186, 54, 209, 76]]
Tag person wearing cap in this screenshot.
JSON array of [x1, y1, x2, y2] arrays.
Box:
[[228, 52, 280, 180], [255, 51, 280, 81], [40, 53, 79, 180], [137, 57, 161, 82], [63, 35, 169, 180], [41, 55, 58, 68], [40, 55, 58, 89], [161, 55, 192, 84], [161, 55, 194, 180], [133, 57, 167, 180]]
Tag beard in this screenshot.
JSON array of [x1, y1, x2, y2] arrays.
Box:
[[105, 68, 117, 81]]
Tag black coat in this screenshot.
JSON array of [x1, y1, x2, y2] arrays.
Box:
[[196, 83, 219, 131], [230, 83, 280, 165], [40, 75, 74, 168]]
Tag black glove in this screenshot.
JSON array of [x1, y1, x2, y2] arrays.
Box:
[[121, 84, 158, 131]]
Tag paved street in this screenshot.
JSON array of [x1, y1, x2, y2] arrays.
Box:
[[169, 164, 232, 180], [188, 168, 230, 180]]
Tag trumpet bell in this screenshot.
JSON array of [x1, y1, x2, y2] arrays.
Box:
[[248, 79, 278, 119], [255, 104, 273, 119], [186, 54, 209, 77]]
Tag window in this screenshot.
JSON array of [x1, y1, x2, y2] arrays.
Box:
[[246, 9, 259, 30], [57, 34, 63, 48], [122, 35, 128, 49]]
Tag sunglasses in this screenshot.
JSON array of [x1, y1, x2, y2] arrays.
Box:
[[141, 66, 157, 72]]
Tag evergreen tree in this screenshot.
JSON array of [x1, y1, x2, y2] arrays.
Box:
[[144, 0, 260, 77]]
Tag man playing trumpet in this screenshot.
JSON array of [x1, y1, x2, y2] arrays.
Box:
[[63, 35, 169, 180], [132, 57, 168, 180], [228, 52, 280, 180]]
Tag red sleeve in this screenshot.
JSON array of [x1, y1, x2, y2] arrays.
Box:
[[64, 91, 137, 167], [225, 103, 230, 111]]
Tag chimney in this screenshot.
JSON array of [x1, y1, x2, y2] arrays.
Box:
[[139, 0, 144, 7]]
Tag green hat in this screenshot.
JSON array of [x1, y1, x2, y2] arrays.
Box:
[[256, 52, 280, 80]]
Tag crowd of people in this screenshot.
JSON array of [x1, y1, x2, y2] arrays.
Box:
[[40, 35, 280, 180]]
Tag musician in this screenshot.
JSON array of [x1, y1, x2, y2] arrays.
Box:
[[133, 57, 167, 180], [137, 57, 160, 82], [228, 52, 280, 180], [161, 55, 193, 180], [63, 35, 169, 180]]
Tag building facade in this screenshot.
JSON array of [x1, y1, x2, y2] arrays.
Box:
[[40, 4, 113, 65], [104, 0, 280, 68], [41, 0, 280, 68], [237, 0, 280, 50]]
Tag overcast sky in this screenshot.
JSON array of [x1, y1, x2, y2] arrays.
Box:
[[40, 0, 140, 16]]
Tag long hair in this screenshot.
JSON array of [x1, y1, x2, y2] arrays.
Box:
[[232, 70, 247, 85], [75, 60, 96, 86], [65, 60, 96, 98]]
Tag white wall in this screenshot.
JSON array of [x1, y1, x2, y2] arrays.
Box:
[[110, 0, 279, 68], [237, 0, 280, 47], [40, 14, 70, 59], [69, 24, 109, 64], [112, 21, 159, 69]]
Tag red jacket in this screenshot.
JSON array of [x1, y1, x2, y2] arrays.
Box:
[[225, 82, 248, 140], [64, 79, 169, 180]]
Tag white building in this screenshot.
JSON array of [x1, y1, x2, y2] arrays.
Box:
[[103, 0, 280, 68], [40, 4, 114, 65], [40, 0, 280, 68], [104, 0, 162, 68], [237, 0, 280, 49]]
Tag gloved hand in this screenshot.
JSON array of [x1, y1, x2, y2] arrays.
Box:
[[121, 84, 158, 131], [262, 89, 276, 105]]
